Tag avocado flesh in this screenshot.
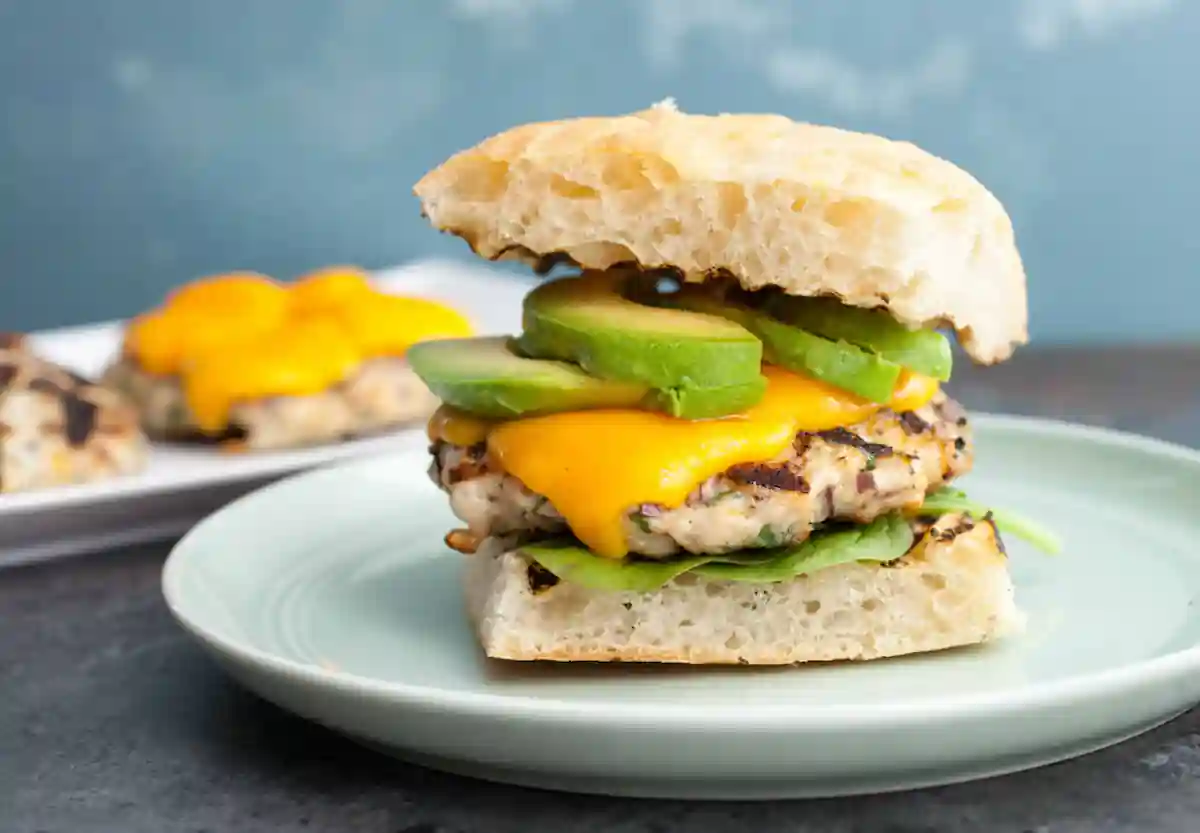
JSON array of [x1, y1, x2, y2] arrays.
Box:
[[655, 286, 902, 403], [407, 336, 649, 419], [648, 375, 768, 419], [753, 316, 901, 403], [766, 295, 952, 381], [518, 271, 763, 390], [408, 335, 764, 420]]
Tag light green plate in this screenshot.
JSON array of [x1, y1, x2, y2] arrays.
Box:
[[162, 415, 1200, 800]]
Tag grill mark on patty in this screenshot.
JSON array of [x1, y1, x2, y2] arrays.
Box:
[[815, 427, 894, 458], [62, 394, 99, 447], [22, 372, 102, 447], [898, 411, 930, 435], [727, 462, 810, 492], [170, 424, 250, 445]]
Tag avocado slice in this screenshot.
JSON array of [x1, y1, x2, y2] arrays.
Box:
[[408, 336, 764, 420], [648, 375, 768, 419], [753, 316, 902, 403], [407, 336, 649, 419], [765, 295, 952, 381], [652, 285, 902, 403], [517, 271, 763, 390]]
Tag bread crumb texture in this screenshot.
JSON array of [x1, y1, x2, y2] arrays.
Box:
[[464, 512, 1023, 665]]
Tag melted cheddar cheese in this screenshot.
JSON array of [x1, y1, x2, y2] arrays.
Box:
[[427, 406, 494, 448], [429, 366, 939, 558], [126, 268, 472, 432], [333, 294, 480, 359], [182, 319, 362, 431], [127, 273, 290, 376], [289, 267, 376, 312]]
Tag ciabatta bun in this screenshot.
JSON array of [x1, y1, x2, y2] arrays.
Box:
[[415, 100, 1027, 364], [464, 513, 1022, 665]]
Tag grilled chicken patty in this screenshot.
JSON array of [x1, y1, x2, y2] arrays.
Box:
[[103, 355, 438, 450], [430, 393, 973, 557]]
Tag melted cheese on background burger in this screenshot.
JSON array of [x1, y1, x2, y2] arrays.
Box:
[[429, 366, 939, 558], [126, 268, 472, 432]]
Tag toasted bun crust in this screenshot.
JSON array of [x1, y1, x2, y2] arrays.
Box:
[[415, 100, 1027, 363], [463, 513, 1022, 665]]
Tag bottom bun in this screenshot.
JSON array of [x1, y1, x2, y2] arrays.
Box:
[[463, 512, 1023, 665]]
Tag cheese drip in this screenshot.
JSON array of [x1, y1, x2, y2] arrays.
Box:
[[126, 268, 471, 431]]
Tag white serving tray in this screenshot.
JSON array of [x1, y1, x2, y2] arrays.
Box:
[[2, 259, 533, 565]]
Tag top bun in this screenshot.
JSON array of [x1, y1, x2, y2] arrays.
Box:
[[414, 100, 1027, 363]]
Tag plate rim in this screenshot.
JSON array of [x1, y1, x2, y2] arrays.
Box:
[[162, 412, 1200, 730]]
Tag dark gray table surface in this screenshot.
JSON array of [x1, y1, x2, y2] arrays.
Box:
[[4, 345, 1200, 833]]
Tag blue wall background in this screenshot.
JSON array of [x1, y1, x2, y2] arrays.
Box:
[[1, 0, 1195, 343]]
